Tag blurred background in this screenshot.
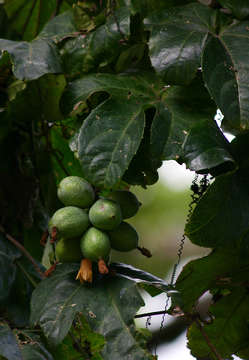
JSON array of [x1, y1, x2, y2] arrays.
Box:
[[111, 160, 210, 359]]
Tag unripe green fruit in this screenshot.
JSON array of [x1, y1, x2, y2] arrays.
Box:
[[106, 190, 141, 219], [80, 227, 111, 261], [49, 206, 89, 239], [57, 176, 95, 208], [89, 199, 122, 230], [55, 237, 82, 263], [108, 221, 138, 252]]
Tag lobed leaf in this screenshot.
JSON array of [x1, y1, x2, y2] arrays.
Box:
[[61, 72, 158, 116], [162, 76, 217, 161], [145, 3, 217, 84]]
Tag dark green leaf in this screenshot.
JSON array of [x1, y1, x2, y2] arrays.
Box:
[[19, 332, 54, 360], [185, 169, 249, 249], [176, 249, 243, 312], [0, 38, 62, 80], [202, 21, 249, 133], [78, 96, 145, 188], [61, 7, 130, 77], [187, 289, 249, 359], [0, 323, 22, 360], [0, 234, 21, 304], [111, 262, 172, 293], [218, 0, 249, 19], [150, 103, 172, 161], [4, 0, 57, 41], [61, 72, 157, 116], [30, 264, 153, 359], [39, 10, 77, 43], [123, 108, 161, 187], [162, 75, 217, 161], [182, 119, 236, 175], [145, 3, 217, 84]]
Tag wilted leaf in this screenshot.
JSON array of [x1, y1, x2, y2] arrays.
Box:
[[30, 264, 153, 359], [0, 38, 62, 80], [145, 3, 217, 84]]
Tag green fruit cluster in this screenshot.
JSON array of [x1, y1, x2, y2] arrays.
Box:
[[48, 176, 141, 264]]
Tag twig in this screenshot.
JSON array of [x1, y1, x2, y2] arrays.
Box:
[[195, 319, 223, 360], [0, 225, 45, 279], [135, 309, 170, 319]]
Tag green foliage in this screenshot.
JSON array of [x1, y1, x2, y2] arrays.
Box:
[[1, 0, 249, 359]]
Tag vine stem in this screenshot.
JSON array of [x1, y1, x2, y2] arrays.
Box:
[[195, 319, 223, 360], [0, 225, 45, 279]]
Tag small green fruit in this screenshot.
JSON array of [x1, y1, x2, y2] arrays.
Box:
[[106, 190, 141, 219], [80, 227, 111, 261], [108, 221, 138, 252], [89, 199, 122, 230], [49, 206, 89, 239], [57, 176, 95, 208], [55, 237, 82, 263]]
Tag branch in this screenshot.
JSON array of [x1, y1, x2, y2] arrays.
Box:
[[0, 225, 45, 279], [135, 309, 170, 319]]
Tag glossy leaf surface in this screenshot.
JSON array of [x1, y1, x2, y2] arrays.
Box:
[[182, 119, 236, 174], [145, 3, 217, 84], [0, 38, 62, 80]]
